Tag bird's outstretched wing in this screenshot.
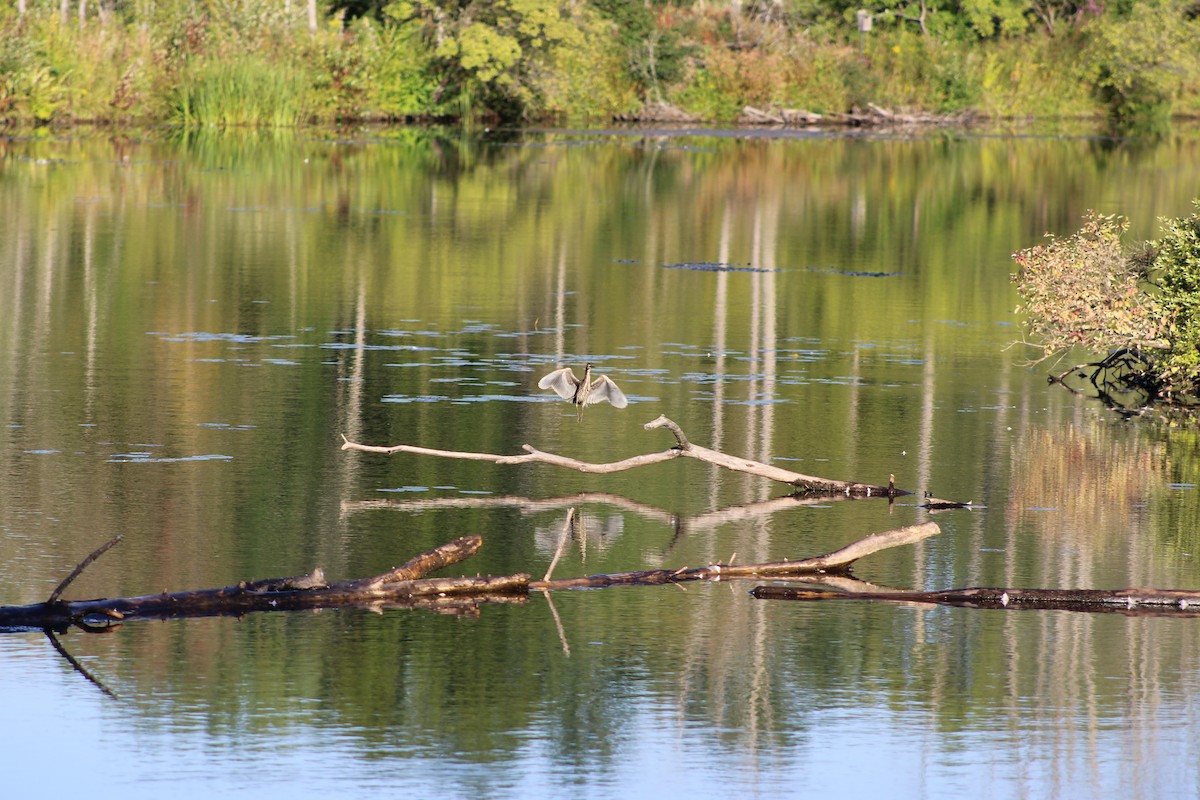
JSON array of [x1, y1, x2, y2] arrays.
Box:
[[538, 367, 579, 400], [586, 374, 628, 408]]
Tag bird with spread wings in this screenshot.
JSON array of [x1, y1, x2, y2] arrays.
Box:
[[538, 363, 628, 410]]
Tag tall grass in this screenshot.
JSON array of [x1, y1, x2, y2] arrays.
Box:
[[166, 58, 311, 128]]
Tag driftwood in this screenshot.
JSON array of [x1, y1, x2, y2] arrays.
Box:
[[738, 103, 971, 129], [8, 514, 1200, 646], [340, 415, 967, 506], [0, 535, 528, 633], [751, 584, 1200, 618], [2, 523, 937, 634], [533, 521, 940, 589]]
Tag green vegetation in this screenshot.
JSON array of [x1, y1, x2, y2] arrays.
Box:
[[1013, 204, 1200, 404], [2, 0, 1200, 127]]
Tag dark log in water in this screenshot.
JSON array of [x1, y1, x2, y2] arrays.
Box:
[[2, 523, 940, 632], [0, 536, 529, 632], [751, 584, 1200, 617], [340, 415, 968, 506]]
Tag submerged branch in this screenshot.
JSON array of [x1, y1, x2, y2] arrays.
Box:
[[10, 517, 1200, 642]]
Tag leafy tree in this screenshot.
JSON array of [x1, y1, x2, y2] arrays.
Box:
[[1084, 0, 1200, 126], [390, 0, 597, 119], [588, 0, 691, 102], [960, 0, 1030, 37]]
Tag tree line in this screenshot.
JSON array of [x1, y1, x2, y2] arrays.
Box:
[[2, 0, 1198, 126]]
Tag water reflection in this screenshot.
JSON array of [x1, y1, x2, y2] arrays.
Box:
[[4, 128, 1200, 798]]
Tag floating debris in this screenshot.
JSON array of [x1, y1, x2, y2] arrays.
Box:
[[663, 262, 778, 273], [809, 266, 900, 278]]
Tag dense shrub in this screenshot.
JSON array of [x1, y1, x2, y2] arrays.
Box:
[[1084, 0, 1200, 130], [1013, 205, 1200, 402], [1147, 206, 1200, 392], [1012, 212, 1160, 358]]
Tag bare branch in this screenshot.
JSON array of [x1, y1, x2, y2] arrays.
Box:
[[341, 417, 962, 503], [48, 536, 123, 604]]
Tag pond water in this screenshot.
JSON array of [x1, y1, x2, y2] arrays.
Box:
[[3, 126, 1200, 799]]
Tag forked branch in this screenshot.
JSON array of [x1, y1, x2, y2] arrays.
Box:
[[341, 416, 967, 505]]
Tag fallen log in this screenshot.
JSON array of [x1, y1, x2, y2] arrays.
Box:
[[751, 584, 1200, 617], [340, 415, 967, 506], [2, 521, 937, 634], [0, 535, 529, 633]]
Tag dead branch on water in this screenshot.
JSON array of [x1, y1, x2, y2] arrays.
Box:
[[340, 415, 967, 506], [531, 521, 941, 589], [0, 536, 528, 633], [751, 584, 1200, 617], [2, 522, 938, 633]]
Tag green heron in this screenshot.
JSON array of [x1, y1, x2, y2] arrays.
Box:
[[538, 363, 628, 409]]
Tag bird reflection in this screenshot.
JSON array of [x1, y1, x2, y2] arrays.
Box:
[[538, 363, 628, 411]]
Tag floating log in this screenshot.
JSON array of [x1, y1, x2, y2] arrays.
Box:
[[341, 415, 966, 506], [8, 516, 1200, 641], [751, 584, 1200, 617], [2, 522, 938, 633], [0, 536, 529, 632]]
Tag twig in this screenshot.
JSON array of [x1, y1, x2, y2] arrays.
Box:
[[48, 536, 123, 604]]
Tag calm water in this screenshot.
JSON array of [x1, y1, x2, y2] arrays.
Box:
[[3, 127, 1200, 798]]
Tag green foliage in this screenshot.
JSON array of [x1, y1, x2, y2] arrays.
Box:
[[589, 0, 692, 101], [363, 14, 437, 118], [960, 0, 1032, 38], [1084, 0, 1200, 128], [1148, 205, 1200, 392], [1014, 205, 1200, 400], [868, 32, 982, 112], [976, 33, 1093, 118], [1, 0, 1200, 126], [166, 57, 311, 127], [396, 0, 608, 119], [534, 14, 639, 119]]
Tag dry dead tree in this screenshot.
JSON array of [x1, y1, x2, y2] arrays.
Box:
[[340, 415, 967, 506]]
